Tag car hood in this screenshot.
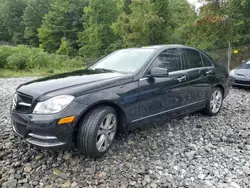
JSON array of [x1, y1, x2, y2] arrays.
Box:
[[17, 69, 133, 101], [235, 69, 250, 75]]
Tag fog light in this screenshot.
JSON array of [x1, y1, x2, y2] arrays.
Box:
[[58, 116, 76, 125]]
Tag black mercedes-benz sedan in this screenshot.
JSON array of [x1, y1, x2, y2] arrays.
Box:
[[230, 60, 250, 87], [11, 45, 230, 157]]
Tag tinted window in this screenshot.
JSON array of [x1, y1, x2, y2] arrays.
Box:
[[201, 53, 213, 67], [183, 49, 203, 69], [151, 48, 182, 72]]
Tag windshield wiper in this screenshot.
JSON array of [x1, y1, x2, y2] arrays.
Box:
[[94, 68, 117, 72]]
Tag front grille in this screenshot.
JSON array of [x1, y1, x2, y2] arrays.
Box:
[[14, 93, 33, 113], [235, 80, 250, 85]]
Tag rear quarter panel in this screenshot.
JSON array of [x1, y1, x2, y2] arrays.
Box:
[[213, 64, 230, 97]]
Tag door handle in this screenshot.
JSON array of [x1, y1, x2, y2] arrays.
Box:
[[206, 70, 212, 75], [177, 75, 186, 82]]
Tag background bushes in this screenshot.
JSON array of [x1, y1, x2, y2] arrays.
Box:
[[0, 45, 84, 72], [0, 46, 18, 69]]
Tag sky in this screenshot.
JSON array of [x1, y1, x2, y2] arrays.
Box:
[[187, 0, 204, 9]]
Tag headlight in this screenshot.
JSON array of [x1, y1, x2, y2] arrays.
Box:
[[33, 95, 74, 114], [230, 70, 235, 76]]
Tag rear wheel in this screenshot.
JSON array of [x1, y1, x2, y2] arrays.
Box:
[[77, 106, 117, 157], [204, 87, 223, 116]]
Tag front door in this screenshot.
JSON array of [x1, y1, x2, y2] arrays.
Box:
[[137, 48, 191, 121]]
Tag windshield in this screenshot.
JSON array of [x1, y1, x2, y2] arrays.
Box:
[[90, 48, 156, 73], [238, 60, 250, 69]]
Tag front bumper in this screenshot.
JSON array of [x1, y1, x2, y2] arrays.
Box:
[[11, 100, 86, 149], [11, 113, 74, 149], [13, 125, 66, 148], [230, 76, 250, 87]]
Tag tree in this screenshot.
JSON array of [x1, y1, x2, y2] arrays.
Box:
[[167, 0, 197, 44], [112, 0, 196, 48], [111, 0, 132, 48], [1, 0, 250, 58], [227, 0, 250, 45], [122, 0, 170, 46], [78, 0, 120, 58], [0, 0, 27, 44], [38, 0, 88, 54], [0, 1, 10, 41], [56, 37, 75, 56], [182, 0, 230, 50], [23, 0, 52, 46]]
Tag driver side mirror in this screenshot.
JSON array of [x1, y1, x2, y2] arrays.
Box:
[[150, 67, 169, 77]]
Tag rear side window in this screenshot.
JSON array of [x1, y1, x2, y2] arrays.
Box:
[[151, 48, 182, 72], [201, 53, 213, 67], [183, 49, 203, 69]]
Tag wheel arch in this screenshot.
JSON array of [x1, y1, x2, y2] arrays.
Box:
[[214, 84, 225, 97], [74, 101, 127, 134]]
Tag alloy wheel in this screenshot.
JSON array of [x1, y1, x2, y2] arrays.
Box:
[[210, 89, 223, 114], [96, 113, 117, 152]]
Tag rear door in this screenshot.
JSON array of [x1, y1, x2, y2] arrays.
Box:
[[200, 52, 216, 95], [181, 48, 211, 103]]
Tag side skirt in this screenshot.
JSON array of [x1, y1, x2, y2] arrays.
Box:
[[126, 102, 206, 131]]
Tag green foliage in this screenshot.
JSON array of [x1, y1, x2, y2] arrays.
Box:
[[56, 37, 76, 56], [126, 0, 168, 46], [227, 0, 250, 46], [181, 0, 229, 51], [167, 0, 197, 44], [180, 0, 250, 51], [112, 0, 196, 48], [0, 0, 27, 44], [113, 0, 170, 46], [23, 0, 52, 46], [0, 45, 83, 71], [6, 53, 29, 70], [0, 7, 10, 41], [0, 0, 250, 64], [111, 1, 131, 48], [78, 0, 120, 58], [38, 0, 87, 53], [0, 46, 18, 69]]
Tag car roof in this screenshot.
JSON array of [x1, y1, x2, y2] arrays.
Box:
[[117, 45, 200, 54], [141, 44, 196, 50]]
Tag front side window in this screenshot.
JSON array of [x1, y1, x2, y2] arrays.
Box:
[[150, 48, 182, 72], [183, 49, 203, 69], [90, 48, 156, 73]]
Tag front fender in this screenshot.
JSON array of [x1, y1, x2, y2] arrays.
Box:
[[74, 82, 140, 123], [75, 90, 120, 106]]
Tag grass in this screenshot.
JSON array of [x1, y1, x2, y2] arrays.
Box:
[[0, 67, 85, 78]]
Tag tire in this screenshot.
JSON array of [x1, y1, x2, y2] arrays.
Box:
[[204, 87, 223, 116], [77, 106, 118, 158]]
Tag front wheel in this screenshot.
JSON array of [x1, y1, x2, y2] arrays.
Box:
[[77, 106, 117, 157], [204, 87, 223, 116]]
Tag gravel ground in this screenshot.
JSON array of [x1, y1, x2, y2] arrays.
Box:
[[0, 78, 250, 188]]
